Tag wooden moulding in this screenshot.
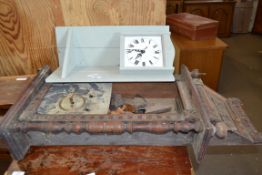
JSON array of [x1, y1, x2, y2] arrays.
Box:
[[0, 66, 200, 160], [0, 66, 51, 160], [0, 65, 261, 162], [179, 65, 214, 162]]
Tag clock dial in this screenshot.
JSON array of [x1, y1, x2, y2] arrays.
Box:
[[124, 36, 163, 67]]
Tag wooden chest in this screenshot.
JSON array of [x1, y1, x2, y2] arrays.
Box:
[[167, 13, 219, 40]]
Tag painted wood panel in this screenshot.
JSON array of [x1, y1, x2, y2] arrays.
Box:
[[0, 0, 166, 76]]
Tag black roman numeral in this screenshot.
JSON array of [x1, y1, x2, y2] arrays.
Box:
[[134, 40, 139, 44], [149, 60, 153, 65], [155, 50, 160, 54], [126, 49, 132, 53], [129, 44, 134, 48]]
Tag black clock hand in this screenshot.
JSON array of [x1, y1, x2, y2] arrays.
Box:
[[135, 53, 142, 59], [126, 49, 145, 54]]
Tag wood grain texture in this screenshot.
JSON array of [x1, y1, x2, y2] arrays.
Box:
[[15, 146, 192, 175], [0, 75, 34, 106], [59, 0, 166, 26], [0, 0, 59, 76], [0, 0, 166, 76]]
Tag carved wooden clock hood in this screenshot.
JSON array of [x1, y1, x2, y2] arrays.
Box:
[[0, 26, 261, 163]]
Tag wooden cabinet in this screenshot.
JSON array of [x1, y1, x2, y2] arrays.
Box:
[[183, 3, 209, 17], [253, 0, 262, 33], [171, 34, 228, 90], [183, 0, 236, 37], [166, 0, 184, 14], [209, 4, 234, 36]]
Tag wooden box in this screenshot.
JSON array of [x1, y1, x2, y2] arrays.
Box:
[[167, 13, 219, 40]]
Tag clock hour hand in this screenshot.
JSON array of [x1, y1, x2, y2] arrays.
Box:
[[135, 53, 142, 59]]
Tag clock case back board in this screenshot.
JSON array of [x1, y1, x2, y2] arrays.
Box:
[[46, 26, 175, 83]]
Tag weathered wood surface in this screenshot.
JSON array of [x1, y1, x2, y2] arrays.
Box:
[[0, 0, 166, 76], [0, 75, 35, 107], [15, 146, 192, 175]]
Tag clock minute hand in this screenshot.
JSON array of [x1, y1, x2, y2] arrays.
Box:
[[126, 49, 145, 53], [134, 49, 145, 54]]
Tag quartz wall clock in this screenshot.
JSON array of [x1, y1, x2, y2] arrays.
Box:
[[46, 26, 175, 83], [119, 32, 174, 78], [123, 36, 164, 68]]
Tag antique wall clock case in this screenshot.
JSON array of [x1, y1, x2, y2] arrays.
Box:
[[0, 26, 261, 163]]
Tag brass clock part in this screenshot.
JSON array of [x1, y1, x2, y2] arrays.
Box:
[[59, 93, 86, 111], [36, 83, 112, 115]]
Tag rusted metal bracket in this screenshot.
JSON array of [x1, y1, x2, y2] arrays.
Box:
[[0, 65, 261, 162]]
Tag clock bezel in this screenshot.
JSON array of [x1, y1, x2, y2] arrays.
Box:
[[120, 33, 167, 70]]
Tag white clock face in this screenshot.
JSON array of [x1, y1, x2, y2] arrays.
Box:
[[124, 36, 164, 68]]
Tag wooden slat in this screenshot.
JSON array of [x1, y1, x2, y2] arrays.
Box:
[[112, 82, 179, 98], [0, 0, 166, 76], [0, 75, 34, 106]]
